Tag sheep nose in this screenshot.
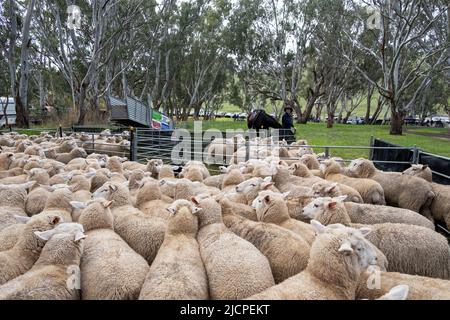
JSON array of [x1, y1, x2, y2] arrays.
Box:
[[235, 186, 239, 192]]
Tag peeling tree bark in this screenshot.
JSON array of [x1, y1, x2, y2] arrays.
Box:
[[15, 0, 37, 128]]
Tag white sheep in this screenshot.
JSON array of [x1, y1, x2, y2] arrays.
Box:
[[76, 199, 149, 300], [195, 197, 275, 299], [0, 214, 62, 285], [252, 190, 316, 245], [347, 159, 435, 218], [139, 200, 208, 300], [303, 197, 450, 279], [357, 267, 450, 300], [92, 182, 166, 264], [0, 224, 85, 300], [248, 220, 378, 299], [223, 209, 311, 283]]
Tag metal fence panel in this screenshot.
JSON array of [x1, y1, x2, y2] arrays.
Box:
[[370, 139, 414, 172], [371, 138, 450, 185]]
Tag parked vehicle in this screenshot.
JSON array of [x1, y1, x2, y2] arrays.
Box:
[[346, 116, 364, 125]]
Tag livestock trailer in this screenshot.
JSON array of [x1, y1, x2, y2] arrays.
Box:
[[108, 95, 171, 129]]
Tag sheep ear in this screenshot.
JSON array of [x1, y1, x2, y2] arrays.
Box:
[[282, 192, 290, 199], [14, 215, 31, 224], [19, 181, 36, 190], [338, 241, 353, 254], [84, 171, 96, 179], [422, 165, 428, 170], [34, 230, 52, 241], [328, 202, 337, 209], [336, 195, 347, 202], [326, 183, 338, 193], [191, 197, 200, 205], [109, 184, 118, 192], [122, 181, 129, 188], [358, 227, 372, 237], [166, 205, 177, 215], [263, 194, 271, 204], [134, 179, 145, 188], [384, 285, 409, 300], [102, 200, 114, 208], [49, 215, 61, 225], [39, 184, 55, 192], [74, 231, 86, 242], [310, 220, 326, 234], [263, 176, 272, 183], [261, 182, 274, 190], [70, 201, 88, 210]]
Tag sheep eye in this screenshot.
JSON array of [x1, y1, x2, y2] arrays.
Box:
[[314, 204, 319, 208]]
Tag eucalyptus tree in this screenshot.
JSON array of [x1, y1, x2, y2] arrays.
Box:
[[343, 0, 449, 134], [33, 0, 151, 124]]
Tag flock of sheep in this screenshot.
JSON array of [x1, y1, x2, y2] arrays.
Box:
[[0, 129, 449, 300]]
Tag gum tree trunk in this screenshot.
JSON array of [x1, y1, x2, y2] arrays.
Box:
[[389, 101, 403, 135], [15, 0, 36, 128]]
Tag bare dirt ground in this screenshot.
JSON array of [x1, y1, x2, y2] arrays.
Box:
[[406, 129, 450, 141]]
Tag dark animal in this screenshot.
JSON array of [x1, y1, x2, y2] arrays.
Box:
[[247, 110, 282, 135]]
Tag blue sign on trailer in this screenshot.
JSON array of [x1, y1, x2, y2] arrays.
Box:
[[151, 109, 170, 129]]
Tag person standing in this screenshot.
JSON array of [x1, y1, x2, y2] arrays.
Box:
[[281, 106, 296, 143]]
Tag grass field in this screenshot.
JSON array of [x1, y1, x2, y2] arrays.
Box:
[[181, 119, 450, 160]]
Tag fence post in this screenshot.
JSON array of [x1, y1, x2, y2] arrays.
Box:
[[130, 127, 137, 161], [245, 139, 250, 162], [92, 132, 95, 153], [412, 145, 419, 164], [369, 136, 374, 160], [59, 125, 63, 138], [324, 147, 330, 158]]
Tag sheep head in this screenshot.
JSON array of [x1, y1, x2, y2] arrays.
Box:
[[347, 159, 375, 178], [190, 196, 222, 228], [319, 159, 342, 176], [252, 190, 290, 223], [308, 220, 378, 283], [146, 159, 163, 174], [312, 181, 340, 198], [34, 222, 86, 243], [403, 164, 432, 182], [302, 196, 348, 225]]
